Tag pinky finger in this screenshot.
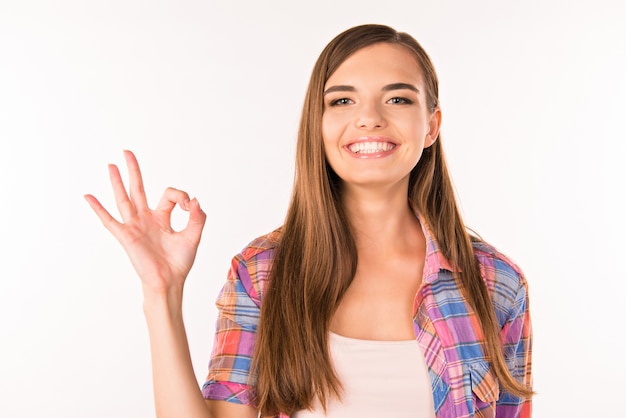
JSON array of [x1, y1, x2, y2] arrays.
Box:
[[84, 194, 123, 235]]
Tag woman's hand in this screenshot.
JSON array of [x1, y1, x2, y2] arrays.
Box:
[[84, 150, 207, 295]]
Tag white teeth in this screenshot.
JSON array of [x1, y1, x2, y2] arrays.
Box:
[[348, 141, 395, 154]]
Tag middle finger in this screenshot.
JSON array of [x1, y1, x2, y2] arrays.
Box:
[[123, 150, 149, 212]]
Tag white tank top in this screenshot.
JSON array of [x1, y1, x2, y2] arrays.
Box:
[[292, 332, 436, 418]]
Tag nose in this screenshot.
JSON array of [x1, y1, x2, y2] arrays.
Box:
[[355, 102, 386, 130]]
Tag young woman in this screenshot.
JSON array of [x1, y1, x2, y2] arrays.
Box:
[[86, 24, 533, 418]]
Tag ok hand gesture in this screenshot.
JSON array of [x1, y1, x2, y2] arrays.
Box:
[[84, 150, 206, 295]]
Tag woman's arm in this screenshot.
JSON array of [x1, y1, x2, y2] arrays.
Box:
[[144, 291, 257, 418], [85, 151, 257, 418], [496, 273, 533, 417]]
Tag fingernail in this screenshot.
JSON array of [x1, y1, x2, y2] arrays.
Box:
[[184, 198, 190, 210]]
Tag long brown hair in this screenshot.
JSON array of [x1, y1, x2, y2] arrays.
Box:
[[253, 24, 532, 416]]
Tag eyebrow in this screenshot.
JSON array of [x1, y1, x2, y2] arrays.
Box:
[[323, 82, 420, 96], [382, 83, 419, 93]]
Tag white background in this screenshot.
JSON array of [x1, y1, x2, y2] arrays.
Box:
[[1, 1, 625, 417]]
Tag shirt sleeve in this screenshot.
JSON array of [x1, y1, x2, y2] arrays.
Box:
[[202, 255, 261, 406], [495, 272, 533, 417]]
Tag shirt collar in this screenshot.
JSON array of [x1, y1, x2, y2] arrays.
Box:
[[415, 210, 458, 282]]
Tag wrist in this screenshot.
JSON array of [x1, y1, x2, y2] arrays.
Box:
[[142, 284, 185, 318]]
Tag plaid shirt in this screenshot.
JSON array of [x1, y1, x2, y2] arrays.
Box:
[[202, 215, 532, 417]]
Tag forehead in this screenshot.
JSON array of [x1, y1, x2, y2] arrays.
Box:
[[325, 43, 424, 87]]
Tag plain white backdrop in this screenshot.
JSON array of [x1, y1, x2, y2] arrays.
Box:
[[1, 1, 625, 417]]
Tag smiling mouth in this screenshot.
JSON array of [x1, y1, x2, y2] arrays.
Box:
[[347, 141, 396, 154]]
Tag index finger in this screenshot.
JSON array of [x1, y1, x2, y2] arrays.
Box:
[[123, 150, 149, 212]]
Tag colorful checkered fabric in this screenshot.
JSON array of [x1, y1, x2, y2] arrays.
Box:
[[202, 215, 532, 418]]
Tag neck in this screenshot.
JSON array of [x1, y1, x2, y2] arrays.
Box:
[[341, 179, 423, 255]]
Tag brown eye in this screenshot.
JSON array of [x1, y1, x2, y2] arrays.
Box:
[[387, 97, 413, 105], [329, 98, 353, 106]]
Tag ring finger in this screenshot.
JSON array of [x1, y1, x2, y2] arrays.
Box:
[[109, 163, 136, 222]]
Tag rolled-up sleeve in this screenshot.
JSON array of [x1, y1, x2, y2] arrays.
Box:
[[496, 274, 533, 417], [202, 255, 260, 406]]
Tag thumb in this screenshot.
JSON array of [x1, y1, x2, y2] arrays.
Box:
[[183, 198, 206, 244]]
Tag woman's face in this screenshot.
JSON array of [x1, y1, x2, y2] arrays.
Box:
[[322, 42, 441, 192]]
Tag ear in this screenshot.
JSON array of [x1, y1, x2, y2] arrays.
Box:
[[424, 108, 442, 148]]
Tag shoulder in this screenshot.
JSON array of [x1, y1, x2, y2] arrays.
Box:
[[471, 239, 526, 284], [471, 239, 529, 324], [229, 228, 282, 305], [238, 228, 282, 262]]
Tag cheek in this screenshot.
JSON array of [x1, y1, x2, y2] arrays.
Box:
[[321, 115, 338, 149], [321, 115, 335, 161], [401, 119, 427, 144]]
